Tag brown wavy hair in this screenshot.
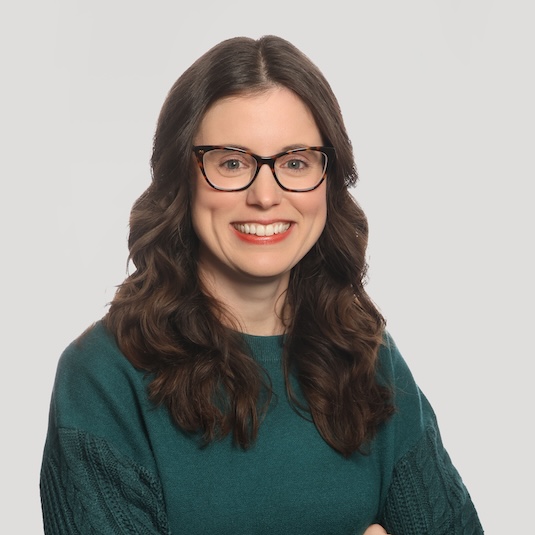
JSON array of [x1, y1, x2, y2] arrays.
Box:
[[103, 35, 394, 457]]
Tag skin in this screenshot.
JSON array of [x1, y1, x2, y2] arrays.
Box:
[[363, 525, 389, 534], [192, 87, 327, 335]]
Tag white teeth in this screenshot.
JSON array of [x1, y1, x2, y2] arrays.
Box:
[[234, 222, 290, 236]]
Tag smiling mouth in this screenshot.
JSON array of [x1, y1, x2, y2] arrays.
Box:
[[233, 222, 291, 237]]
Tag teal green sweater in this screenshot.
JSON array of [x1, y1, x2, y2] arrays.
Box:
[[40, 322, 483, 534]]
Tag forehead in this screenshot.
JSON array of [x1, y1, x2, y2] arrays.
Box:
[[195, 87, 322, 151]]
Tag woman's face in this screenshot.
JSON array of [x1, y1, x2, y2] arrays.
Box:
[[191, 87, 327, 287]]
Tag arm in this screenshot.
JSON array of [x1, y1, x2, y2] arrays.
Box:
[[40, 427, 171, 535], [375, 334, 483, 534], [378, 425, 483, 535], [40, 324, 171, 534]]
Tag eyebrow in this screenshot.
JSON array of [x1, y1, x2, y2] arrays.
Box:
[[220, 144, 316, 154]]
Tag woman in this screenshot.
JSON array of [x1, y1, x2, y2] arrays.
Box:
[[40, 35, 483, 534]]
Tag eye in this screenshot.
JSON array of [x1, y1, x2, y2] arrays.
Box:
[[277, 152, 315, 174], [208, 150, 253, 175], [286, 158, 307, 171], [221, 158, 243, 171]]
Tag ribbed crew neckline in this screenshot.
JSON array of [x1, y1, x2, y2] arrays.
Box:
[[242, 333, 285, 363]]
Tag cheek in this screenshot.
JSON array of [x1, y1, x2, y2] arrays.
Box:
[[191, 186, 241, 236], [191, 186, 216, 241], [192, 176, 219, 219], [304, 189, 328, 228]]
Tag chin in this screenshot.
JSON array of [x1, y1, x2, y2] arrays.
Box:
[[238, 265, 293, 281]]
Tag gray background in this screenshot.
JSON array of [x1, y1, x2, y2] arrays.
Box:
[[2, 1, 533, 532]]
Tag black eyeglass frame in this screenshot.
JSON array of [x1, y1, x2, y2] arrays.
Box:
[[192, 145, 336, 192]]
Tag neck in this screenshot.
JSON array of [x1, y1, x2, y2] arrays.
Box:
[[198, 268, 290, 336]]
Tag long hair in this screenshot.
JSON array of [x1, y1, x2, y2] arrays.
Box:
[[104, 35, 394, 456]]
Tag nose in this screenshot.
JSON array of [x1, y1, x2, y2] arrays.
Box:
[[246, 164, 282, 208]]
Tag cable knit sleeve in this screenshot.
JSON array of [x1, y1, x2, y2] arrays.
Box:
[[379, 424, 483, 534], [40, 427, 171, 535]]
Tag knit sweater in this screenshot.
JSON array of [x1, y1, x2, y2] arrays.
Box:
[[40, 322, 483, 534]]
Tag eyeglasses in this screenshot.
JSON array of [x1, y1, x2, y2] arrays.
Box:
[[192, 145, 335, 192]]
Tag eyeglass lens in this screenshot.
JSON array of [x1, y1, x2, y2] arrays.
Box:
[[202, 149, 327, 191]]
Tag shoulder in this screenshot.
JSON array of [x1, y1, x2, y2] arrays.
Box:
[[376, 330, 439, 449], [54, 320, 146, 400], [49, 321, 155, 457], [376, 330, 417, 391], [57, 320, 130, 376]]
